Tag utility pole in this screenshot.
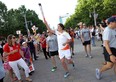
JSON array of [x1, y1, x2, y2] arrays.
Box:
[[24, 14, 30, 36], [93, 8, 98, 26], [93, 8, 96, 26]]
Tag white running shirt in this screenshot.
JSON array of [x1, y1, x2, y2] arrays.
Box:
[[55, 31, 71, 50]]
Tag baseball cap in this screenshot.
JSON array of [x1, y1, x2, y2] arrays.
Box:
[[107, 16, 116, 23], [22, 41, 26, 45]]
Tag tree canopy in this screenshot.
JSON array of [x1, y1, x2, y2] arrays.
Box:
[[65, 0, 116, 29], [0, 1, 46, 38]]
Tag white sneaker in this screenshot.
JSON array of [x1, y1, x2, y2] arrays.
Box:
[[85, 55, 88, 57], [64, 72, 70, 78], [89, 55, 93, 59], [96, 68, 101, 80]]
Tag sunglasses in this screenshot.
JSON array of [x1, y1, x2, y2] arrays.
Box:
[[12, 36, 16, 39]]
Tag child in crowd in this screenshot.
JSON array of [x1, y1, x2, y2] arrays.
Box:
[[21, 42, 35, 74], [3, 52, 18, 82]]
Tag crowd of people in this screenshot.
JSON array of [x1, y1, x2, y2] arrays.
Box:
[[0, 16, 116, 82]]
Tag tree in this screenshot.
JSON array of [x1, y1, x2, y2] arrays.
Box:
[[65, 0, 116, 29], [0, 2, 46, 37], [0, 1, 7, 36]]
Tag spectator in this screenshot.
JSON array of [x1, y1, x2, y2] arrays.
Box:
[[90, 25, 96, 46], [3, 34, 32, 82], [3, 52, 18, 82], [28, 36, 38, 61], [40, 33, 50, 59], [69, 28, 75, 55]]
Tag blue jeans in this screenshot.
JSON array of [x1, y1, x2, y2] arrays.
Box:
[[91, 36, 96, 46]]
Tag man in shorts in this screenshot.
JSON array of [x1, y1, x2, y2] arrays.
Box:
[[46, 31, 58, 72], [44, 20, 75, 78], [80, 23, 92, 58], [96, 16, 116, 80]]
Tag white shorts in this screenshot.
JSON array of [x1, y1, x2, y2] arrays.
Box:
[[58, 49, 71, 59]]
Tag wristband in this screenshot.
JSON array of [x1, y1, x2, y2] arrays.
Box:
[[109, 54, 113, 56]]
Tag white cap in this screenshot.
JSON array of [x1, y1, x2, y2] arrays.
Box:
[[22, 42, 26, 45]]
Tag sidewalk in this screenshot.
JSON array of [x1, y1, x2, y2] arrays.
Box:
[[4, 39, 116, 82]]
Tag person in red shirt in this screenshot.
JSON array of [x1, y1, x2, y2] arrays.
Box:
[[40, 33, 50, 59], [3, 34, 32, 82], [69, 28, 75, 55]]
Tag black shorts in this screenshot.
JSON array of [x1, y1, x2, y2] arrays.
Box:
[[103, 47, 116, 62], [70, 42, 74, 48], [49, 51, 58, 56], [83, 40, 91, 46]]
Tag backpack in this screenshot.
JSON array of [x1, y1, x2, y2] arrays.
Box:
[[92, 29, 96, 36]]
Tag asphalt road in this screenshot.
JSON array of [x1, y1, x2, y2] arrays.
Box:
[[4, 39, 116, 82]]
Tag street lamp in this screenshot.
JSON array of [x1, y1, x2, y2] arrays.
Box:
[[89, 8, 98, 26], [23, 14, 29, 34], [23, 14, 33, 36]]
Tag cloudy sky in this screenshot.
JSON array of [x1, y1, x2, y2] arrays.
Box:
[[1, 0, 77, 28]]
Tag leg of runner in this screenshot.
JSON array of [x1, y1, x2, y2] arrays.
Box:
[[67, 59, 75, 68], [96, 62, 113, 80], [61, 57, 69, 72], [87, 44, 92, 58], [84, 45, 88, 57], [51, 56, 57, 72], [60, 57, 70, 78]]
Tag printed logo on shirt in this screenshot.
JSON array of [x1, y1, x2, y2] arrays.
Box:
[[83, 31, 89, 33], [16, 46, 18, 48], [9, 47, 13, 51]]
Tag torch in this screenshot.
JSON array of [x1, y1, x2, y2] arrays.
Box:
[[38, 3, 46, 22]]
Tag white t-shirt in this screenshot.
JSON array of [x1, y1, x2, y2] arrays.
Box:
[[55, 31, 71, 50], [103, 27, 116, 48]]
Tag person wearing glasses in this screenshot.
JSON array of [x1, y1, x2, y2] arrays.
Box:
[[3, 34, 32, 82], [80, 23, 92, 58]]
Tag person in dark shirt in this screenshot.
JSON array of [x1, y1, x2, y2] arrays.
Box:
[[28, 36, 37, 60]]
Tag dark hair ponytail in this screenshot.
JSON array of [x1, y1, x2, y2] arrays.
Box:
[[58, 23, 65, 30]]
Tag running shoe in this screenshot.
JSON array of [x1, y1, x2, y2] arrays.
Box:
[[72, 61, 75, 69], [85, 54, 88, 57], [72, 52, 75, 55], [96, 68, 101, 80], [51, 67, 57, 72], [89, 55, 93, 59], [64, 72, 70, 78]]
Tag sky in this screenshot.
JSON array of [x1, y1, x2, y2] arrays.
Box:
[[1, 0, 77, 28]]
